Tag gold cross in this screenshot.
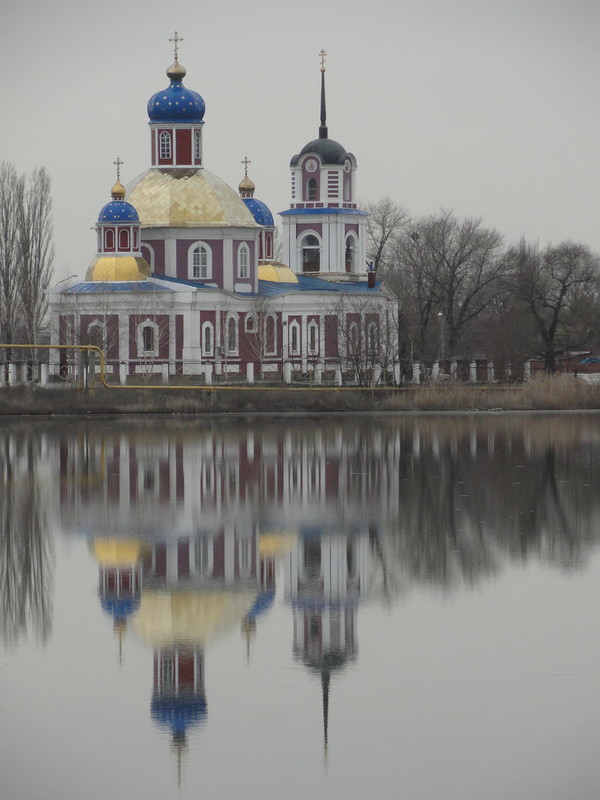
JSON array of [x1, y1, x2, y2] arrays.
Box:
[[113, 156, 124, 182], [169, 31, 184, 61], [241, 156, 251, 177], [319, 49, 327, 73]]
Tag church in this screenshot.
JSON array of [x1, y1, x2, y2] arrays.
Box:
[[48, 36, 398, 384]]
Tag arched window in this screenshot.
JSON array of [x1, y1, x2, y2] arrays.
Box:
[[308, 321, 319, 355], [265, 314, 276, 354], [238, 243, 249, 278], [348, 322, 359, 356], [265, 233, 273, 259], [159, 131, 172, 159], [245, 314, 256, 333], [87, 321, 106, 349], [345, 235, 356, 272], [137, 320, 159, 357], [299, 234, 321, 273], [306, 178, 317, 201], [367, 322, 379, 361], [289, 321, 300, 355], [193, 130, 202, 161], [189, 243, 211, 279], [202, 322, 214, 356], [226, 317, 238, 353], [119, 229, 129, 250], [104, 229, 114, 251]]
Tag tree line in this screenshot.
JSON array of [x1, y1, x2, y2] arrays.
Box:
[[366, 199, 600, 373], [0, 162, 54, 354]]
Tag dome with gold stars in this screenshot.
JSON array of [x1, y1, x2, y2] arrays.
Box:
[[127, 169, 259, 229]]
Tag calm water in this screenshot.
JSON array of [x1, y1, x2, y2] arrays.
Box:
[[2, 413, 600, 800]]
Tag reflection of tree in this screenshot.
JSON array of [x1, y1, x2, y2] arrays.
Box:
[[0, 435, 53, 647]]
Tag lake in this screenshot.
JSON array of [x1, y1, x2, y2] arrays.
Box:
[[2, 412, 600, 799]]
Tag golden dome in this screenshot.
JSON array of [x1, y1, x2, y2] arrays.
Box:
[[111, 180, 126, 198], [238, 174, 255, 193], [133, 589, 257, 648], [166, 60, 186, 81], [258, 262, 299, 284], [85, 256, 151, 282], [127, 169, 259, 228], [93, 538, 143, 567]]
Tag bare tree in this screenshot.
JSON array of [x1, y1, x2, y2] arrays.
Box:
[[18, 167, 54, 346], [506, 239, 600, 372], [391, 210, 506, 359], [245, 294, 275, 379], [364, 197, 409, 274], [0, 163, 25, 353]]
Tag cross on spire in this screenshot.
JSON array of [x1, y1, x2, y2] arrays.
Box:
[[319, 49, 327, 73], [169, 31, 184, 61], [241, 156, 251, 177], [113, 156, 124, 182]]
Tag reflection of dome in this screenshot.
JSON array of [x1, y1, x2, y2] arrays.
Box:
[[85, 256, 151, 282], [151, 695, 207, 737], [245, 589, 276, 621], [127, 170, 258, 228], [259, 531, 298, 556], [133, 590, 257, 647], [147, 61, 205, 123], [242, 197, 274, 226], [93, 538, 143, 567], [258, 263, 298, 284], [290, 138, 348, 166]]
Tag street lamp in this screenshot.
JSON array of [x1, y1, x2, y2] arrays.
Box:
[[437, 312, 445, 362]]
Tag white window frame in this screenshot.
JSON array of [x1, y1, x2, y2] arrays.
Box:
[[87, 321, 106, 349], [226, 315, 239, 355], [188, 242, 212, 280], [289, 320, 301, 356], [202, 322, 214, 356], [265, 314, 277, 355], [137, 319, 159, 357], [345, 233, 357, 272], [245, 313, 257, 333], [238, 242, 250, 278], [298, 232, 321, 273], [159, 131, 172, 159], [308, 320, 319, 356]]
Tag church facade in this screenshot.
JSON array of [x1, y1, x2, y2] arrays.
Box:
[[48, 39, 398, 384]]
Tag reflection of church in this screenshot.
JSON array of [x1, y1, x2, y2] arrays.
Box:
[[48, 36, 396, 379], [76, 424, 375, 768]]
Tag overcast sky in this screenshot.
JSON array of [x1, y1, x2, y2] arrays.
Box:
[[2, 0, 599, 280]]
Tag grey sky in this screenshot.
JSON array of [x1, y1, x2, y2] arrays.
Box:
[[2, 0, 599, 279]]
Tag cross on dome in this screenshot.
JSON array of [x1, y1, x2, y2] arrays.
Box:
[[169, 31, 184, 62], [113, 156, 124, 182], [241, 156, 251, 177]]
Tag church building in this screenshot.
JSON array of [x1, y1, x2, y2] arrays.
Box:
[[48, 37, 398, 383]]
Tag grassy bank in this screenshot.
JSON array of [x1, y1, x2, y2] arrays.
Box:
[[0, 374, 599, 415]]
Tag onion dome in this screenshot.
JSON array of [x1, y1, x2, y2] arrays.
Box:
[[98, 199, 139, 223], [258, 262, 299, 283], [238, 174, 255, 194], [127, 169, 258, 228], [147, 59, 205, 123], [243, 197, 274, 227], [85, 256, 151, 281]]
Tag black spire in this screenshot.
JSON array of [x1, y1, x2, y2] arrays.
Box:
[[319, 49, 328, 139]]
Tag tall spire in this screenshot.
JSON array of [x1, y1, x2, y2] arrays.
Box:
[[319, 49, 328, 139]]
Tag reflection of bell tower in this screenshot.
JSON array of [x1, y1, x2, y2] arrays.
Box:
[[285, 530, 368, 755], [151, 644, 207, 777]]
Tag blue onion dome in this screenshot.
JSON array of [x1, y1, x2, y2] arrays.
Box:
[[147, 60, 206, 123], [152, 695, 207, 737], [98, 180, 139, 222], [243, 197, 274, 227], [290, 137, 348, 166]]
